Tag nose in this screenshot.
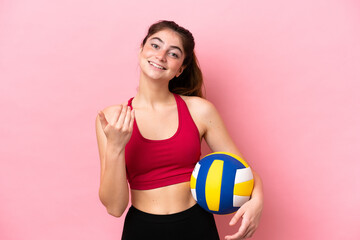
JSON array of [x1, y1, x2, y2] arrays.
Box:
[[155, 50, 167, 62]]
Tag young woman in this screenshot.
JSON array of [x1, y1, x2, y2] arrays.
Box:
[[96, 20, 263, 240]]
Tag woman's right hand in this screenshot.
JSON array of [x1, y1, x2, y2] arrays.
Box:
[[98, 105, 135, 150]]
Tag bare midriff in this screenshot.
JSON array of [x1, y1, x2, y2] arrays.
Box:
[[131, 182, 197, 214]]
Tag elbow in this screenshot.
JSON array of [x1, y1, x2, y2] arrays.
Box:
[[105, 200, 128, 217], [98, 187, 129, 218], [106, 207, 125, 218], [99, 195, 128, 218]]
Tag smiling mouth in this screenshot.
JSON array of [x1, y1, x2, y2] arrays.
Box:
[[148, 61, 167, 70]]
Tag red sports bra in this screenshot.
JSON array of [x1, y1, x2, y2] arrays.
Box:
[[125, 93, 201, 190]]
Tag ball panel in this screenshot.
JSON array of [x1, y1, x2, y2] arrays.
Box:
[[219, 159, 238, 215], [233, 195, 250, 207], [205, 160, 224, 211], [234, 179, 254, 196], [190, 175, 197, 189], [190, 162, 200, 190], [234, 167, 254, 184], [213, 206, 240, 215], [192, 162, 201, 178], [211, 152, 250, 168], [195, 157, 215, 213], [191, 188, 197, 201]]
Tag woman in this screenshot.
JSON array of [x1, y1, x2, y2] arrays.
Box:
[[96, 20, 263, 240]]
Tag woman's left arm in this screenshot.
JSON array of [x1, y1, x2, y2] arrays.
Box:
[[198, 99, 263, 240]]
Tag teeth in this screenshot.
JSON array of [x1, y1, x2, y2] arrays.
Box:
[[149, 61, 165, 70]]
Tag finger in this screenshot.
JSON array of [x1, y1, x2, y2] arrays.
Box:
[[237, 223, 253, 240], [225, 230, 243, 240], [111, 105, 123, 125], [225, 217, 250, 240], [116, 104, 127, 128], [129, 109, 135, 131], [238, 218, 250, 237], [122, 106, 132, 129], [243, 227, 255, 239], [229, 207, 245, 226], [224, 229, 245, 240], [98, 111, 108, 130], [238, 217, 250, 238]]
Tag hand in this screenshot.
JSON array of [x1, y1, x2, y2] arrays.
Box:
[[225, 198, 263, 239], [98, 105, 135, 149]]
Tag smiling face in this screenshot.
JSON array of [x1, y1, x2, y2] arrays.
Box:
[[139, 28, 186, 82]]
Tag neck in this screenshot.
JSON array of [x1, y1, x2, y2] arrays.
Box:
[[135, 72, 174, 108]]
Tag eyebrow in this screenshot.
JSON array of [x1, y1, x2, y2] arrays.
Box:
[[150, 37, 183, 54]]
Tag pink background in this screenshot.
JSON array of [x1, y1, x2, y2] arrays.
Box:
[[1, 0, 359, 239]]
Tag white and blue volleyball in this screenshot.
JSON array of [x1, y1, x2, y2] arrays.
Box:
[[190, 152, 254, 215]]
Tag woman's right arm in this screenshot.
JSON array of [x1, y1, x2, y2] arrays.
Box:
[[95, 105, 135, 217]]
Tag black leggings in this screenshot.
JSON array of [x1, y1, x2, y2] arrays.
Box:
[[121, 204, 220, 240]]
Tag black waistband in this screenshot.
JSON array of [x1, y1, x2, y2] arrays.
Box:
[[127, 204, 209, 223]]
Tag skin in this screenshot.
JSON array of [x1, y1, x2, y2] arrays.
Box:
[[96, 28, 263, 239]]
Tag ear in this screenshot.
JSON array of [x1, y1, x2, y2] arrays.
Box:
[[176, 66, 185, 78], [138, 46, 144, 60]]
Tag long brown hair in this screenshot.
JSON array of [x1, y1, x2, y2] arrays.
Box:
[[141, 20, 204, 98]]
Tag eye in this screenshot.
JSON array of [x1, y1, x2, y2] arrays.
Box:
[[151, 43, 159, 49], [169, 52, 179, 59]]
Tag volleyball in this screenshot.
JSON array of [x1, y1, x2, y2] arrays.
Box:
[[190, 152, 254, 215]]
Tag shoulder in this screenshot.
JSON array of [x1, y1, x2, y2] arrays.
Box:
[[181, 96, 219, 123], [180, 95, 218, 118]]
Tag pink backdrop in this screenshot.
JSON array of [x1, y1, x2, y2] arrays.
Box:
[[1, 0, 359, 239]]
